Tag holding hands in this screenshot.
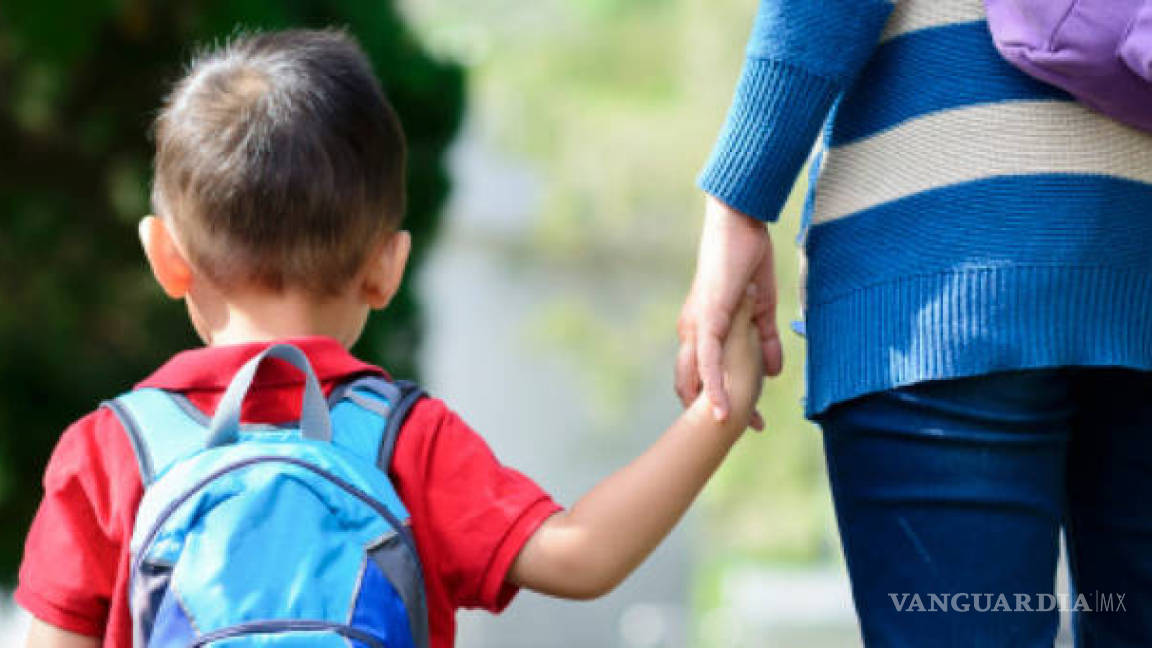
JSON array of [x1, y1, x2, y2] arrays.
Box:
[[710, 285, 767, 431], [510, 244, 772, 601], [676, 195, 784, 429]]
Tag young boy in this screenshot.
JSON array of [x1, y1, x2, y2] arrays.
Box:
[[18, 29, 763, 648]]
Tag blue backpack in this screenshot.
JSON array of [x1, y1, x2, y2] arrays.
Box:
[[104, 344, 429, 648]]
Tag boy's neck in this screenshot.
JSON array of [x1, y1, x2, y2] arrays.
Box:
[[192, 287, 366, 349]]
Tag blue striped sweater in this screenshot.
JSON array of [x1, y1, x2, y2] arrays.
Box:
[[700, 0, 1152, 417]]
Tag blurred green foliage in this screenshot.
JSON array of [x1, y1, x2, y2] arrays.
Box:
[[0, 0, 463, 583]]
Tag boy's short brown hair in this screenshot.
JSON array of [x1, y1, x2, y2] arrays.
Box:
[[152, 29, 406, 296]]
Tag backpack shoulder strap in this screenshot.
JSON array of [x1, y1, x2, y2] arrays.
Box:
[[376, 379, 426, 474], [327, 375, 426, 472], [102, 388, 208, 487]]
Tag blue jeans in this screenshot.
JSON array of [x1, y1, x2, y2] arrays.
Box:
[[817, 369, 1152, 647]]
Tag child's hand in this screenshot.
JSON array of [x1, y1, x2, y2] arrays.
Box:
[[720, 290, 764, 430]]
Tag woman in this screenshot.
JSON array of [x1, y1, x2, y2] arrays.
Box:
[[676, 1, 1152, 645]]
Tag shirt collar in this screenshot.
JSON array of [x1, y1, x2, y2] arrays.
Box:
[[137, 335, 386, 392]]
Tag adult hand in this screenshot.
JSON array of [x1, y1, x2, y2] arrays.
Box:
[[676, 195, 784, 428]]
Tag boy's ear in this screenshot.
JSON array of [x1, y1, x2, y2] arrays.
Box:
[[361, 230, 411, 310], [139, 215, 193, 299]]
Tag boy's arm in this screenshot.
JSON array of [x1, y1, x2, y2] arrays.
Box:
[[17, 409, 137, 647], [508, 297, 762, 600], [25, 618, 99, 648]]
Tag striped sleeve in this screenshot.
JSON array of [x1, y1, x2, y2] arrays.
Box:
[[698, 0, 894, 222]]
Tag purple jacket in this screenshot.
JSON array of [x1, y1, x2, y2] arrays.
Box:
[[987, 0, 1152, 131]]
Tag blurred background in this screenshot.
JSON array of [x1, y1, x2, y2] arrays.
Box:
[[0, 0, 858, 646]]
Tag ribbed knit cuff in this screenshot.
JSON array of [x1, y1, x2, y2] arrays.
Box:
[[803, 266, 1152, 418], [698, 58, 840, 222]]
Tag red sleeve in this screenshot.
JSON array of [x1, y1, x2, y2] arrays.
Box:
[[15, 408, 142, 637], [391, 398, 562, 613]]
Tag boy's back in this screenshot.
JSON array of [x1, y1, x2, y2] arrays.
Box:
[[18, 334, 557, 641], [18, 336, 560, 647]]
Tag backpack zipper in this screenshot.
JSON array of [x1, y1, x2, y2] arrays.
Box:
[[190, 619, 386, 647]]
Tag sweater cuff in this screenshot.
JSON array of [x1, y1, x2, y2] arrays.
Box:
[[698, 58, 840, 222]]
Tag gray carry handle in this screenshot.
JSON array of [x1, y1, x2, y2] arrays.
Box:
[[206, 344, 332, 448]]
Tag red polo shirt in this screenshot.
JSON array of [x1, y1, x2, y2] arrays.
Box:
[[15, 336, 561, 647]]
